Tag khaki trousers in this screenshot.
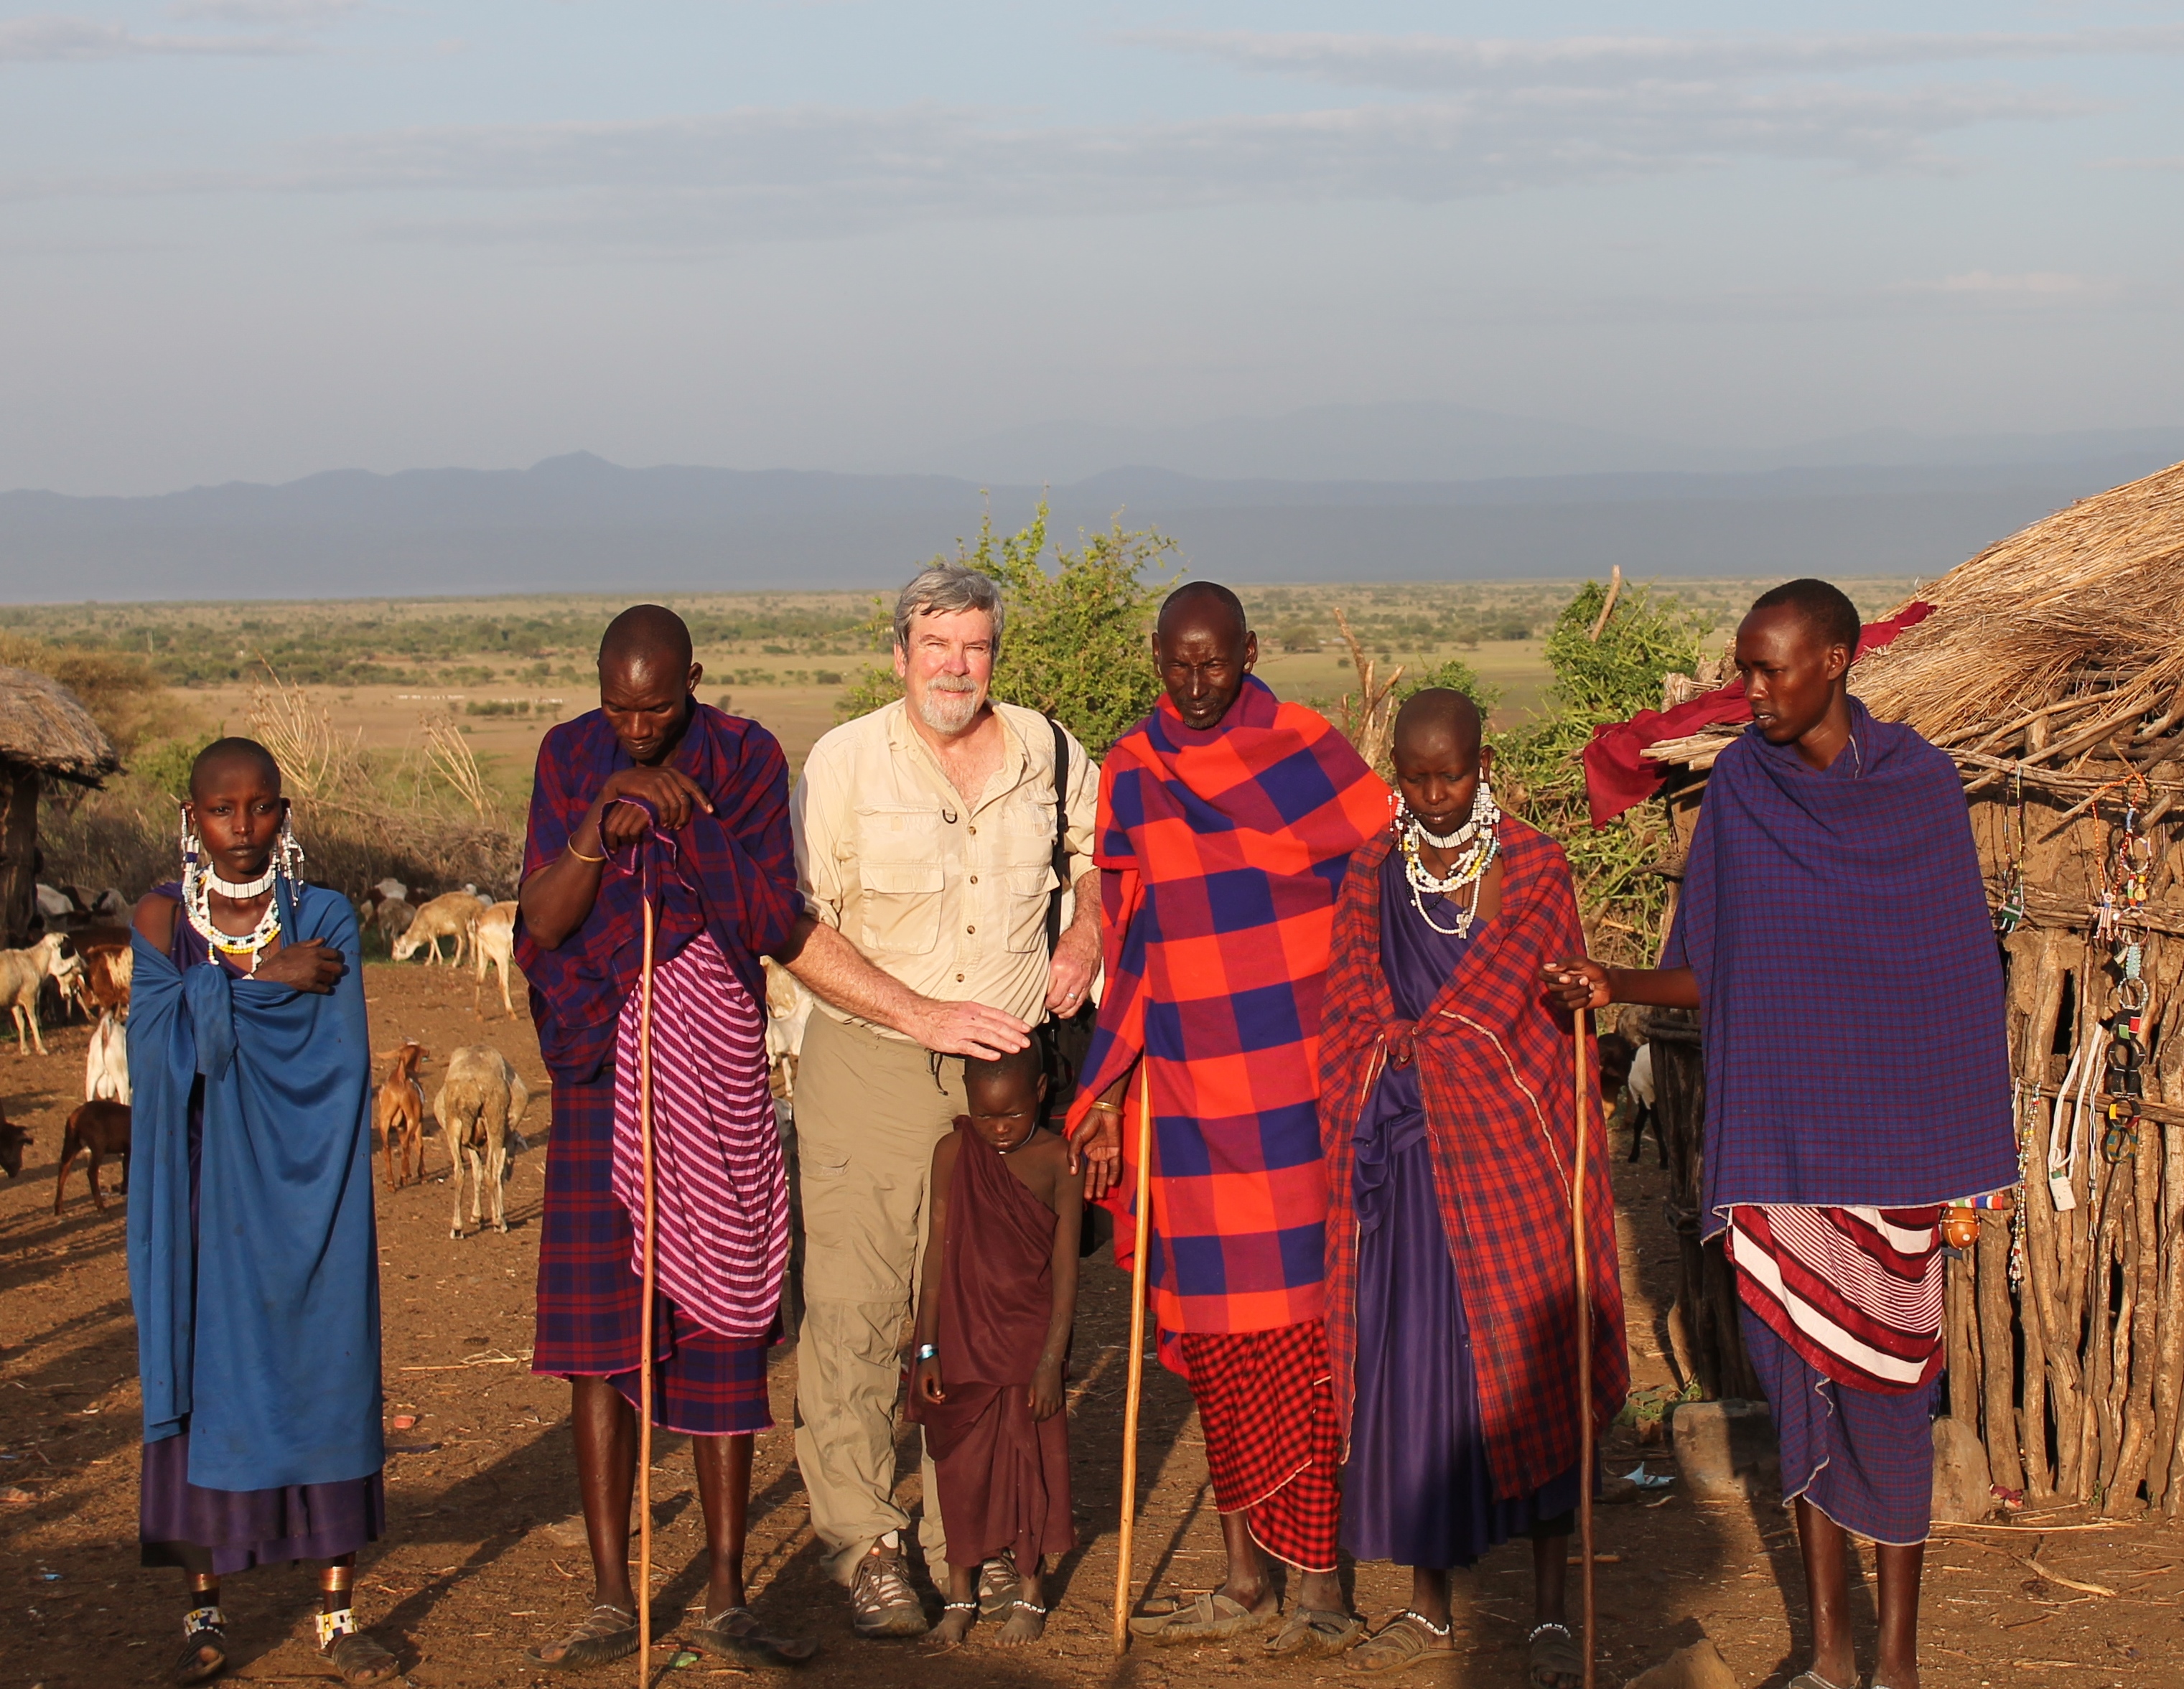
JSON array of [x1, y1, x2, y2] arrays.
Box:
[[791, 1011, 966, 1585]]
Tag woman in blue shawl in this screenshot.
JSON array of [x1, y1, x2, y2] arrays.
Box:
[[128, 739, 396, 1685], [1547, 581, 2015, 1689]]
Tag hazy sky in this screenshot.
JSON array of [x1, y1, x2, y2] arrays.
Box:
[[4, 1, 2182, 495]]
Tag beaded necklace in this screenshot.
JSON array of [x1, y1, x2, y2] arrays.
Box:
[[180, 820, 285, 973], [1397, 784, 1501, 938]]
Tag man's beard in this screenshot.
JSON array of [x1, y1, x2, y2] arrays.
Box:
[[915, 675, 983, 734]]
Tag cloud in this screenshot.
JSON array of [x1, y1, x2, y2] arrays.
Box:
[[1134, 27, 2184, 90], [0, 13, 304, 59], [167, 0, 363, 20], [231, 77, 2079, 250], [1898, 270, 2119, 303]]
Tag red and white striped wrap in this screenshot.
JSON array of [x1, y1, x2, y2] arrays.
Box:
[[1726, 1202, 1946, 1395], [612, 929, 788, 1340]]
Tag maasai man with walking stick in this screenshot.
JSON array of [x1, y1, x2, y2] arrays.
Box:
[[1319, 691, 1625, 1684], [1547, 579, 2015, 1689], [1068, 582, 1386, 1657], [517, 605, 815, 1672]]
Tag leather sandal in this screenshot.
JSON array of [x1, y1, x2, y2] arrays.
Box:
[[976, 1555, 1020, 1619], [686, 1606, 816, 1670], [1345, 1611, 1456, 1675], [316, 1611, 399, 1684], [524, 1603, 640, 1670], [1129, 1590, 1275, 1643], [1527, 1621, 1584, 1688], [174, 1605, 227, 1685], [1265, 1606, 1364, 1657]]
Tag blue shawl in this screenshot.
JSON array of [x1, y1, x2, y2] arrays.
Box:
[[126, 881, 384, 1492], [1664, 696, 2017, 1228]]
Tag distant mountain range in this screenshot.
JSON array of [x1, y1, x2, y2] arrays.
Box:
[[4, 408, 2181, 602]]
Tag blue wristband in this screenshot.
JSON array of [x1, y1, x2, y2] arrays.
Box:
[[915, 1342, 938, 1363]]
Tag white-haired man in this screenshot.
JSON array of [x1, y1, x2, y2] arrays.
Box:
[[783, 563, 1101, 1637]]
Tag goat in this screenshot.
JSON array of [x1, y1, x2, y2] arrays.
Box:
[[86, 1009, 129, 1105], [373, 896, 416, 947], [79, 942, 131, 1016], [374, 876, 409, 905], [437, 1044, 529, 1238], [53, 1100, 131, 1215], [0, 1100, 26, 1179], [392, 892, 479, 967], [762, 956, 813, 1101], [0, 933, 73, 1056], [375, 1042, 430, 1189], [471, 902, 519, 1017]]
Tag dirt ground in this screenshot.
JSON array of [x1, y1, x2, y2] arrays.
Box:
[[3, 963, 2180, 1688]]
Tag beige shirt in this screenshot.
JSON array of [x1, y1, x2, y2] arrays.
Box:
[[792, 697, 1099, 1037]]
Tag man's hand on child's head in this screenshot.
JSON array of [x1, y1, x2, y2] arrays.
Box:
[[914, 1357, 946, 1404], [1027, 1361, 1063, 1422]]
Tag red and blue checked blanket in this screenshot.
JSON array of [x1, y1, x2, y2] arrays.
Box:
[[612, 929, 789, 1340], [1066, 677, 1388, 1338], [1726, 1203, 1946, 1395]]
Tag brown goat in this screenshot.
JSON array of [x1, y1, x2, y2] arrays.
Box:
[[0, 1099, 27, 1179], [375, 1042, 430, 1189], [54, 1100, 131, 1215]]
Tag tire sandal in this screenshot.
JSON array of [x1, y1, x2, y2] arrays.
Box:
[[316, 1611, 399, 1685], [976, 1555, 1020, 1619], [1129, 1591, 1274, 1644], [524, 1603, 640, 1670], [1527, 1621, 1584, 1689], [174, 1604, 227, 1685], [1345, 1610, 1455, 1675], [1265, 1606, 1364, 1657], [686, 1605, 816, 1670]]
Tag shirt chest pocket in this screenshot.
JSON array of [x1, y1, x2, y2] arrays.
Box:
[[854, 805, 946, 955], [999, 795, 1058, 953]]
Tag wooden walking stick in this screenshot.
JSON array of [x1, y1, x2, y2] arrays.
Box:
[[635, 894, 660, 1688], [1111, 1065, 1154, 1655], [1572, 1007, 1596, 1689]]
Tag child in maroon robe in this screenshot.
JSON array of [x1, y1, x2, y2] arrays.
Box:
[[910, 1046, 1081, 1648]]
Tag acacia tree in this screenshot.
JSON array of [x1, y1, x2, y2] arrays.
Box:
[[839, 504, 1177, 756]]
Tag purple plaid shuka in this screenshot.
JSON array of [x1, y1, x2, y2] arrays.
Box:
[[1665, 696, 2017, 1230]]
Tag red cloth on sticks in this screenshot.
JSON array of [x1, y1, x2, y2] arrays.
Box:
[[905, 1123, 1075, 1570], [1177, 1321, 1341, 1573], [1318, 822, 1628, 1504], [1579, 602, 1935, 827]]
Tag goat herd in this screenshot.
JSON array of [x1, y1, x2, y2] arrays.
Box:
[[4, 876, 817, 1246]]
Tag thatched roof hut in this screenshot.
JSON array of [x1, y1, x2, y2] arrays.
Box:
[[0, 665, 119, 947], [1628, 460, 2184, 1517]]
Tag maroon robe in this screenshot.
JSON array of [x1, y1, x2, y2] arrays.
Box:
[[908, 1121, 1075, 1568]]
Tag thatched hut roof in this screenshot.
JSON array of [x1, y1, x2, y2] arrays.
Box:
[[0, 665, 119, 783], [1643, 458, 2184, 799]]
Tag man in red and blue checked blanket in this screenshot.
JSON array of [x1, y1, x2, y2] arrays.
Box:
[[517, 605, 816, 1673], [1320, 689, 1626, 1685], [1067, 582, 1388, 1657], [1549, 579, 2017, 1689]]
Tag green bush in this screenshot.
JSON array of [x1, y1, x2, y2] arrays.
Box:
[[1396, 658, 1501, 717], [839, 505, 1177, 756]]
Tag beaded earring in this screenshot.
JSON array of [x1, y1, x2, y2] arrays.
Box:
[[276, 810, 304, 884]]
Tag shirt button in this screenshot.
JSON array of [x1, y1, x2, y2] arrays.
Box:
[[956, 972, 965, 983], [969, 874, 977, 884], [966, 925, 976, 935], [968, 825, 977, 836]]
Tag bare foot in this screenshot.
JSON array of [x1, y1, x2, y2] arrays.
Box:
[[927, 1604, 976, 1650], [995, 1600, 1047, 1647]]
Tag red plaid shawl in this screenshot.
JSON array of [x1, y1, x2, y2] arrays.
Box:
[[1065, 678, 1389, 1337], [1319, 821, 1629, 1502]]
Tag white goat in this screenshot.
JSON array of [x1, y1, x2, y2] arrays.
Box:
[[392, 892, 480, 966], [0, 934, 73, 1056], [472, 902, 518, 1016], [436, 1044, 530, 1237], [762, 956, 813, 1100], [86, 1009, 130, 1104]]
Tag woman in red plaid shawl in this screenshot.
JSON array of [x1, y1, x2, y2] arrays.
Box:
[[515, 607, 813, 1672], [1321, 691, 1625, 1683], [1067, 584, 1387, 1656]]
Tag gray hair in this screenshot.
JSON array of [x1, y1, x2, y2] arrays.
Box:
[[892, 564, 1004, 655]]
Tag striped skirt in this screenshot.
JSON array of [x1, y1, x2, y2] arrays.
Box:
[[533, 983, 779, 1438]]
